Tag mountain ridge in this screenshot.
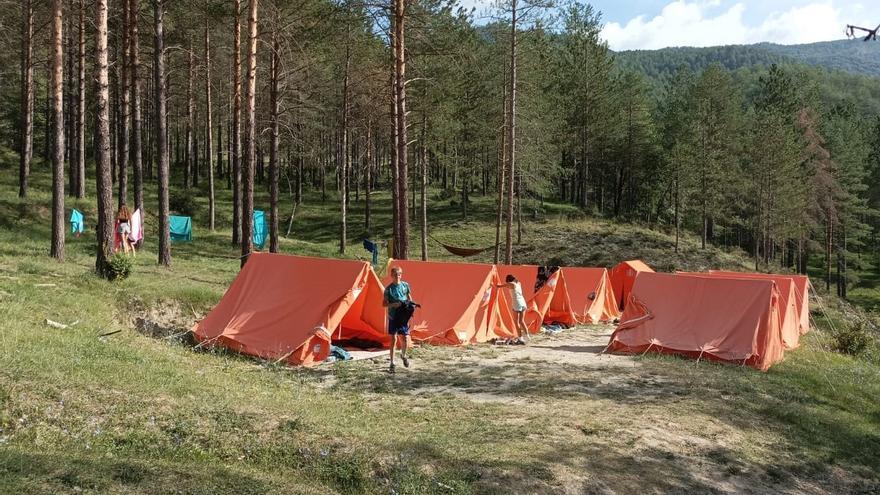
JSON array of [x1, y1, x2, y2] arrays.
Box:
[[616, 38, 880, 78]]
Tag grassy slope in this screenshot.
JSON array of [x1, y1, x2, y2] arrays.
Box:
[[1, 163, 879, 494]]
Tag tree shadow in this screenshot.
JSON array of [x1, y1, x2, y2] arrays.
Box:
[[0, 449, 274, 495]]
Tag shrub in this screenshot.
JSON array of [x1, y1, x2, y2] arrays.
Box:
[[108, 254, 133, 281], [434, 188, 456, 200], [170, 190, 199, 217], [832, 321, 870, 356]]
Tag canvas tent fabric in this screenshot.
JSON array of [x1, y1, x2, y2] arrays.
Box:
[[69, 209, 84, 235], [561, 267, 620, 323], [170, 215, 192, 242], [383, 259, 517, 345], [253, 210, 267, 250], [192, 253, 389, 366], [681, 271, 803, 349], [609, 260, 654, 310], [607, 272, 787, 371], [709, 270, 810, 336], [496, 265, 578, 332]]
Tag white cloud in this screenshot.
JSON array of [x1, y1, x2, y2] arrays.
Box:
[[601, 1, 853, 51]]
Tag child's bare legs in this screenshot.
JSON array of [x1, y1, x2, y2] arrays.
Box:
[[516, 311, 529, 343], [400, 333, 409, 367], [389, 334, 398, 368]]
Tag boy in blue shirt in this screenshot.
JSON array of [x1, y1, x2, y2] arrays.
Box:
[[384, 266, 412, 373]]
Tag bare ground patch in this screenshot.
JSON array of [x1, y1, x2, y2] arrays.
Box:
[[315, 326, 879, 494]]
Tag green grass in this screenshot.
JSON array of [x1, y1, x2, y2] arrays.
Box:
[[1, 159, 879, 493]]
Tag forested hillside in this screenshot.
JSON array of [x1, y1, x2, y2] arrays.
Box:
[[2, 0, 878, 300], [617, 39, 880, 79], [763, 40, 880, 76]]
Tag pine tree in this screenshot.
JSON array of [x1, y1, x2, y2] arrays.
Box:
[[95, 0, 115, 276]]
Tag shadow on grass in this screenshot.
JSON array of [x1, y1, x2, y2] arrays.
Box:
[[0, 450, 273, 495], [321, 347, 880, 487]]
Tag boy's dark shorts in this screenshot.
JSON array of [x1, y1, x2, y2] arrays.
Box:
[[388, 320, 410, 336]]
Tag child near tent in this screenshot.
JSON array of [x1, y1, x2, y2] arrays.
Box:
[[116, 205, 133, 255], [497, 274, 529, 345], [384, 266, 413, 373]]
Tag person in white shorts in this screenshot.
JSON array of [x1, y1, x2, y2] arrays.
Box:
[[497, 274, 529, 345]]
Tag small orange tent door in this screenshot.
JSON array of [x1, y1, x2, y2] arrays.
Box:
[[561, 267, 620, 323]]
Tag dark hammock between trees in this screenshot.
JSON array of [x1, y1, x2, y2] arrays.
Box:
[[428, 234, 497, 257]]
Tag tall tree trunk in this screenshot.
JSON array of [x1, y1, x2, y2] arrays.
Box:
[[154, 0, 171, 267], [66, 10, 75, 197], [504, 0, 517, 264], [95, 0, 114, 276], [390, 50, 399, 255], [110, 49, 117, 191], [184, 38, 194, 189], [268, 29, 279, 252], [674, 162, 680, 253], [365, 119, 372, 233], [130, 0, 143, 213], [19, 0, 34, 198], [494, 84, 506, 265], [241, 0, 258, 267], [841, 224, 848, 299], [825, 215, 833, 292], [50, 0, 65, 261], [75, 0, 86, 198], [516, 172, 522, 244], [205, 22, 215, 230], [118, 0, 131, 208], [45, 56, 52, 165], [232, 0, 243, 245], [420, 112, 427, 261], [296, 122, 303, 205], [394, 0, 409, 259], [339, 41, 350, 255]]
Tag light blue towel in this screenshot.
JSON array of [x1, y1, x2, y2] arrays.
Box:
[[253, 210, 267, 250], [70, 209, 84, 235], [169, 215, 192, 242]]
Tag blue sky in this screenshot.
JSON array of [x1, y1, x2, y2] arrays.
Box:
[[465, 1, 869, 50]]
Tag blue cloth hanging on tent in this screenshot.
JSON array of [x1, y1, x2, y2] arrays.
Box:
[[69, 209, 84, 236], [169, 215, 192, 242], [253, 210, 267, 250], [362, 239, 379, 266]]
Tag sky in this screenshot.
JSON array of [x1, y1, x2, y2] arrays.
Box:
[[465, 0, 870, 51]]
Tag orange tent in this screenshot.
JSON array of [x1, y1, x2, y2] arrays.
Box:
[[609, 260, 654, 310], [562, 267, 621, 323], [607, 272, 787, 371], [678, 272, 801, 349], [192, 253, 389, 366], [383, 259, 517, 345], [496, 265, 578, 332], [709, 270, 810, 336]]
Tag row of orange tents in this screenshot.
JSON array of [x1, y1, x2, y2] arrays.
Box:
[[192, 254, 648, 365], [192, 254, 810, 371]]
